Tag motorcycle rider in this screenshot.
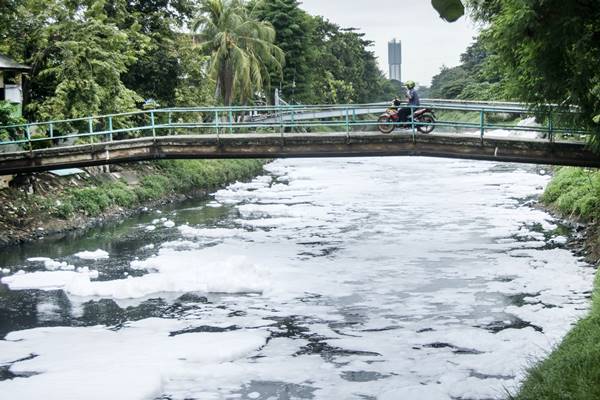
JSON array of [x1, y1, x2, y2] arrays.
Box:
[[397, 80, 420, 122]]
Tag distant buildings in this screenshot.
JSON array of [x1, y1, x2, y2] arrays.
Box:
[[0, 53, 30, 117], [388, 39, 402, 82]]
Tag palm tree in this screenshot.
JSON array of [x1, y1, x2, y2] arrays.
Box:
[[193, 0, 284, 106]]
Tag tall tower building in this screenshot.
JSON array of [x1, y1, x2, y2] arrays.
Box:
[[388, 39, 402, 82]]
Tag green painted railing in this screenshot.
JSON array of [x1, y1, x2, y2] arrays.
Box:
[[0, 102, 588, 151]]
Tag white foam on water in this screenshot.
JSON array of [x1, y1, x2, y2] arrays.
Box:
[[73, 249, 109, 260], [26, 257, 74, 271], [485, 117, 544, 140], [13, 249, 270, 299], [0, 318, 268, 400], [1, 269, 99, 291], [178, 225, 245, 239]]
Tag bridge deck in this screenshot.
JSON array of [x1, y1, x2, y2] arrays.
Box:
[[0, 131, 595, 175]]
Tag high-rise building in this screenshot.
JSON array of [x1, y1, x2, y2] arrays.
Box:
[[388, 39, 402, 82]]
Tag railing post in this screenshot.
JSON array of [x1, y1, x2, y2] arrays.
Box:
[[214, 111, 219, 135], [345, 108, 350, 138], [168, 112, 173, 136], [88, 117, 93, 143], [279, 105, 284, 136], [26, 125, 31, 147], [49, 123, 54, 139], [150, 111, 156, 137], [480, 109, 485, 144], [548, 112, 554, 143], [291, 107, 295, 132], [411, 105, 416, 142], [108, 116, 113, 142], [228, 110, 233, 134]]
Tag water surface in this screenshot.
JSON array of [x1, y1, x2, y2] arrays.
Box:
[[0, 157, 593, 400]]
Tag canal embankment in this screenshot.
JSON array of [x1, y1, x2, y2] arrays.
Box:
[[0, 159, 266, 247], [516, 166, 600, 400]]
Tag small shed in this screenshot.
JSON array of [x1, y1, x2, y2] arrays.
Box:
[[0, 54, 31, 116]]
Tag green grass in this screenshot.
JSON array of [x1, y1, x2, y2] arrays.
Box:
[[436, 110, 483, 125], [541, 167, 600, 220], [436, 110, 521, 127], [511, 167, 600, 399], [50, 159, 265, 218], [513, 272, 600, 400]]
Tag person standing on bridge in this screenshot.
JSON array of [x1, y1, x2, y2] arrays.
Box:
[[397, 81, 420, 122]]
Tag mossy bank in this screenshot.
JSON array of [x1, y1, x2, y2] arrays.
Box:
[[514, 167, 600, 399], [0, 159, 266, 247]]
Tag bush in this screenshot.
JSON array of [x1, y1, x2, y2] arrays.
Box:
[[27, 133, 54, 150], [49, 159, 266, 219], [68, 187, 112, 216], [105, 182, 138, 207], [542, 167, 600, 220]]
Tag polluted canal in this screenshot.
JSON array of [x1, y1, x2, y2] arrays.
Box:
[[0, 157, 594, 399]]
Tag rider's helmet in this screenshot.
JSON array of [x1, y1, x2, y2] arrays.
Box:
[[405, 80, 416, 89]]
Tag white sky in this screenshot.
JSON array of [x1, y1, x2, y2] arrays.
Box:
[[299, 0, 480, 86]]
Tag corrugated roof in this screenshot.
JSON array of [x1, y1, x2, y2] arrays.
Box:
[[0, 53, 30, 72]]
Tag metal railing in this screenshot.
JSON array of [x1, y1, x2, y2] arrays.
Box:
[[0, 102, 588, 151]]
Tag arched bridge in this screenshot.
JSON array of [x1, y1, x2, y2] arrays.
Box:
[[0, 101, 596, 175]]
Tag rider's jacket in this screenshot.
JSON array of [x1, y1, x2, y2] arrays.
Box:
[[408, 89, 420, 106]]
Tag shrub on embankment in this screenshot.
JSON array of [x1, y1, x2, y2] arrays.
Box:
[[512, 167, 600, 399], [52, 159, 265, 218], [541, 167, 600, 221]]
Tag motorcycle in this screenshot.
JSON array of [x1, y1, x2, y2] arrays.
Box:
[[377, 106, 436, 134]]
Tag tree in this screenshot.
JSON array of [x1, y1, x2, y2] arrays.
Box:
[[468, 0, 600, 142], [309, 18, 388, 104], [193, 0, 284, 106], [105, 0, 196, 106], [30, 3, 143, 120], [173, 34, 215, 107], [251, 0, 315, 103], [429, 36, 507, 101]]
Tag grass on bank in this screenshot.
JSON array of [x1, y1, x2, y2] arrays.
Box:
[[513, 166, 600, 399], [513, 273, 600, 400], [48, 159, 265, 218], [542, 167, 600, 220]]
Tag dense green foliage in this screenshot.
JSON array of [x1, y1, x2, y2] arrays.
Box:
[[542, 167, 600, 222], [193, 0, 284, 106], [1, 0, 216, 121], [430, 37, 506, 101], [252, 0, 396, 104], [465, 0, 600, 142], [251, 0, 313, 103], [0, 101, 24, 139], [0, 0, 401, 124]]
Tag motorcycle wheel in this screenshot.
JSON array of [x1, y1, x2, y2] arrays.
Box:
[[417, 114, 435, 134], [378, 116, 395, 134]]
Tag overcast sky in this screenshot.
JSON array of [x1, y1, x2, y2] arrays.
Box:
[[299, 0, 480, 86]]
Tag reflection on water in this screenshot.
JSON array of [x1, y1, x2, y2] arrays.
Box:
[[0, 157, 595, 400]]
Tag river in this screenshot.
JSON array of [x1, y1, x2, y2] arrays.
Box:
[[0, 157, 594, 400]]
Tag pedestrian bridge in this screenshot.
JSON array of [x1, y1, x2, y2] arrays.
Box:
[[0, 102, 596, 175]]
